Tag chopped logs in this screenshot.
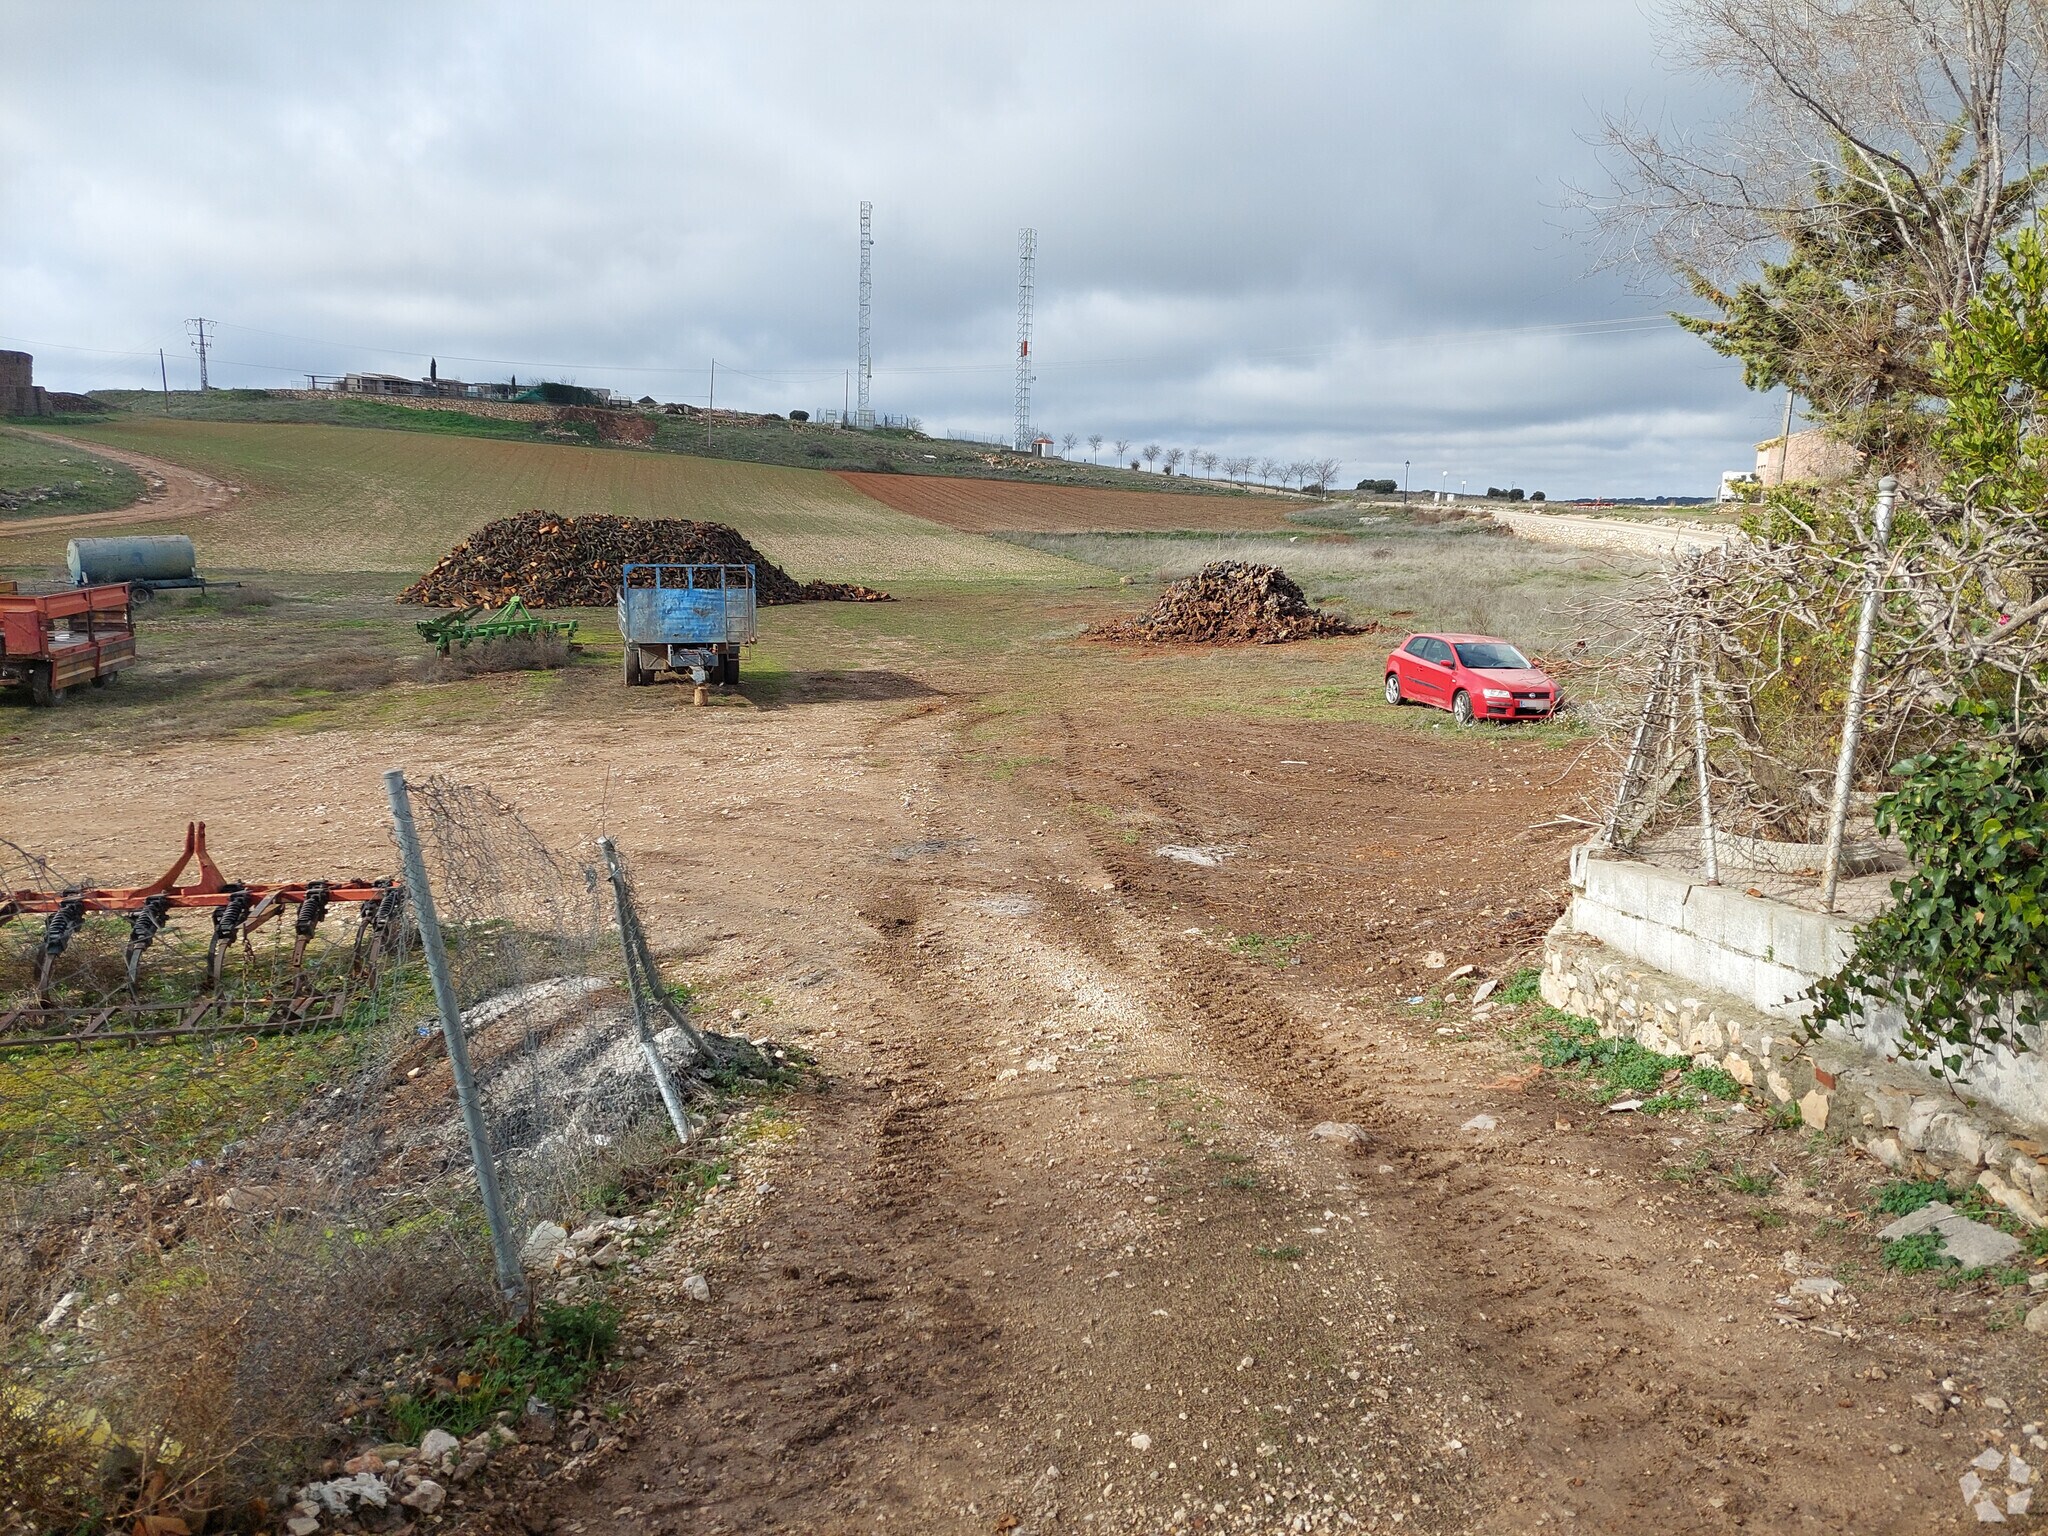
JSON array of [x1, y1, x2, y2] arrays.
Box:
[[1085, 561, 1368, 645], [399, 513, 891, 608]]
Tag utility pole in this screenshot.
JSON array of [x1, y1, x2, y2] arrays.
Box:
[[159, 350, 171, 414], [1402, 459, 1410, 507], [185, 317, 214, 391], [1774, 389, 1795, 487], [706, 359, 715, 452]]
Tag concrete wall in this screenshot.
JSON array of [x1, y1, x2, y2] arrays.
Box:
[[1489, 509, 1732, 559], [1552, 843, 2048, 1138]]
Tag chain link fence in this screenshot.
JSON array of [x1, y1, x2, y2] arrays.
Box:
[[0, 778, 729, 1530]]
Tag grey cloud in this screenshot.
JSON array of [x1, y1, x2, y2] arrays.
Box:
[[2, 0, 1775, 494]]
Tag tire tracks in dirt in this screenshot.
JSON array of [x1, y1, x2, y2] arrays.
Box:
[[0, 427, 232, 540]]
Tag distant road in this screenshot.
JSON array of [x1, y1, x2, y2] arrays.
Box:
[[1489, 505, 1737, 559]]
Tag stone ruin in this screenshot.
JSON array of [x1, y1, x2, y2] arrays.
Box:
[[0, 350, 52, 417]]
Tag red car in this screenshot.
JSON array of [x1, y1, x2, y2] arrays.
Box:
[[1384, 631, 1558, 725]]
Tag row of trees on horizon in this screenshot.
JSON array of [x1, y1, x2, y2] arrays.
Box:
[[1049, 431, 1343, 491]]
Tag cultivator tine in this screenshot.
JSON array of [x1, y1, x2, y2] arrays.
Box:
[[124, 892, 172, 992], [35, 897, 86, 1001], [205, 887, 254, 992], [291, 882, 332, 972], [352, 882, 406, 978]]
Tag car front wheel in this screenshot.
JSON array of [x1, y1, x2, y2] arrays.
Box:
[[1384, 672, 1403, 706], [1452, 689, 1475, 727]]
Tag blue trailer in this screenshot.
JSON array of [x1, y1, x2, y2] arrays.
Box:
[[618, 562, 758, 689]]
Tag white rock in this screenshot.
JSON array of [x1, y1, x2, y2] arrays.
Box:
[[1310, 1122, 1368, 1145], [1423, 951, 1448, 969], [2027, 1303, 2048, 1336], [1461, 1114, 1497, 1133], [1025, 1053, 1060, 1073], [1128, 1432, 1152, 1451], [38, 1291, 83, 1335], [683, 1272, 712, 1303], [2011, 1489, 2033, 1516], [520, 1220, 569, 1269], [286, 1517, 320, 1536], [1974, 1497, 2006, 1522], [402, 1479, 447, 1513], [1791, 1277, 1845, 1300], [1976, 1448, 2008, 1472], [419, 1427, 461, 1463]]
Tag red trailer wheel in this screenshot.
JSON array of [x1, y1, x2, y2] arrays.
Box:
[[28, 664, 63, 707]]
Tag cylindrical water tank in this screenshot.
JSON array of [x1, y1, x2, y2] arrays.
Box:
[[66, 535, 197, 586]]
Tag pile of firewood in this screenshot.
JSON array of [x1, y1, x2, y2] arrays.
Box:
[[397, 513, 891, 608], [1086, 561, 1367, 645]]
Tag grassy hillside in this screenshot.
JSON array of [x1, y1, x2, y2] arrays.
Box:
[[0, 427, 144, 519], [4, 419, 1078, 585], [85, 390, 1259, 498]]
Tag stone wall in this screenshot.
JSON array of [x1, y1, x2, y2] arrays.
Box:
[[1754, 428, 1864, 487], [1488, 508, 1732, 560], [1543, 928, 2048, 1226], [0, 349, 50, 417]]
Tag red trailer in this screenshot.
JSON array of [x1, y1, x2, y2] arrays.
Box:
[[0, 583, 136, 706]]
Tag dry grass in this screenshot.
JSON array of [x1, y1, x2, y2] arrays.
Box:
[[420, 632, 577, 680], [3, 420, 1076, 586], [1005, 523, 1651, 651], [834, 471, 1295, 533]]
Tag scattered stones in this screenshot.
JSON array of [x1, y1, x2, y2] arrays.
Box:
[[2026, 1304, 2048, 1336], [683, 1272, 712, 1304], [298, 1471, 391, 1515], [1155, 844, 1231, 867], [1423, 951, 1448, 970], [38, 1291, 82, 1335], [1791, 1276, 1846, 1301], [419, 1427, 461, 1464], [1877, 1204, 2024, 1269], [402, 1479, 447, 1514], [1471, 978, 1500, 1005], [522, 1395, 559, 1441], [1461, 1114, 1498, 1133]]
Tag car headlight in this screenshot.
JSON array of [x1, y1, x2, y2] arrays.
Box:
[[1482, 688, 1511, 699]]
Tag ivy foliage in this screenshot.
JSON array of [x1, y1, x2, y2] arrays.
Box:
[[1806, 716, 2048, 1074]]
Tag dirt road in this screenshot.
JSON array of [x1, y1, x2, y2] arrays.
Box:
[[0, 427, 232, 539], [3, 686, 2037, 1534]]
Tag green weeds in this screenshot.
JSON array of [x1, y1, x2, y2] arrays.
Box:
[[1533, 1011, 1686, 1104], [1874, 1178, 1956, 1216], [1498, 968, 1542, 1006], [385, 1299, 620, 1441], [1880, 1232, 1952, 1273], [1225, 932, 1306, 967], [1255, 1244, 1305, 1262]]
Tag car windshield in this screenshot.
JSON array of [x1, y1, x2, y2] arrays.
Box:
[[1453, 642, 1530, 670]]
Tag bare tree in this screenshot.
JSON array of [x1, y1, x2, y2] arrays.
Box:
[[1258, 457, 1280, 486], [1313, 456, 1341, 493], [1061, 432, 1078, 458], [1163, 446, 1185, 475], [1115, 438, 1131, 466], [1143, 443, 1162, 471], [1088, 433, 1104, 462], [1588, 0, 2048, 449], [1199, 450, 1220, 479]]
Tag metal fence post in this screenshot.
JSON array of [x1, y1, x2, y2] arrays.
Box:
[[383, 770, 526, 1309], [598, 838, 693, 1145], [1689, 619, 1719, 885], [1820, 475, 1900, 911]]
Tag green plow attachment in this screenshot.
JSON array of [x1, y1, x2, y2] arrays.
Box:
[[416, 596, 580, 655]]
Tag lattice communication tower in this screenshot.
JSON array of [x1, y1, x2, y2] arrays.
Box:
[[1014, 227, 1036, 451], [856, 202, 875, 429]]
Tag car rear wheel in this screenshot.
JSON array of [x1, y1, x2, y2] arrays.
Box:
[[1452, 689, 1475, 727], [1384, 672, 1403, 706]]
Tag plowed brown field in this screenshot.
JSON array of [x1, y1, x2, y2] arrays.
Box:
[[835, 470, 1296, 532]]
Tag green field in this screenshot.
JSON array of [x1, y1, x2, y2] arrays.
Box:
[[2, 418, 1079, 585], [0, 426, 143, 519]]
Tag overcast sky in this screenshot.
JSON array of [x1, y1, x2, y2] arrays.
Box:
[[0, 2, 1781, 497]]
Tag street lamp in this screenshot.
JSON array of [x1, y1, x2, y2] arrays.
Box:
[[1403, 460, 1410, 507]]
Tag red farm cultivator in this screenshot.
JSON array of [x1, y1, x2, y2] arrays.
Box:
[[0, 823, 406, 1047]]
